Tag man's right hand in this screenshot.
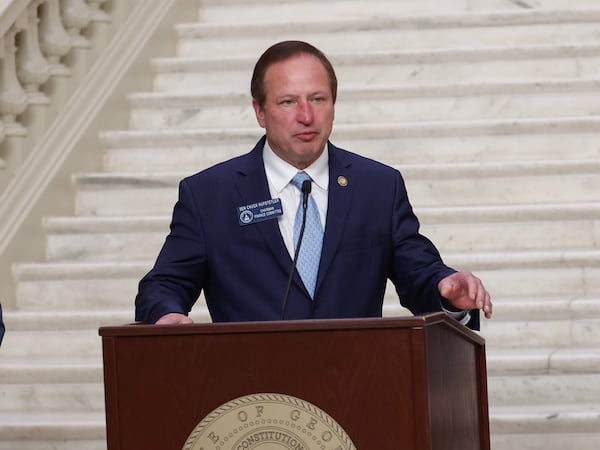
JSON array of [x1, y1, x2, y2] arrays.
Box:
[[155, 313, 194, 325]]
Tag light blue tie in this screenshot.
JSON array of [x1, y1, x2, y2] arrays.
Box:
[[291, 172, 323, 298]]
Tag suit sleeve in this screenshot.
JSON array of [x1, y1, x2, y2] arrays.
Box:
[[134, 179, 208, 324], [388, 170, 480, 329]]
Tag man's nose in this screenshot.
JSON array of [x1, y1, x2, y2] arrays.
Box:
[[296, 101, 314, 124]]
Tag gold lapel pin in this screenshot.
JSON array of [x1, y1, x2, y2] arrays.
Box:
[[337, 176, 348, 187]]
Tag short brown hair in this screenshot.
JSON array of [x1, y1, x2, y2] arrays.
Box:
[[251, 40, 338, 108]]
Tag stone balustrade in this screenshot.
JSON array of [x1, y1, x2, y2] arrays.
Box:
[[0, 0, 117, 190]]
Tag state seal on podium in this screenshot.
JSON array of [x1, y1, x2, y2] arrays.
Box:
[[183, 393, 356, 450]]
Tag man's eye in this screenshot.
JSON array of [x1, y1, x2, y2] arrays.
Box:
[[281, 99, 294, 106]]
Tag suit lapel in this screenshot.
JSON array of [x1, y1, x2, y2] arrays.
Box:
[[234, 138, 296, 278], [316, 144, 354, 293]]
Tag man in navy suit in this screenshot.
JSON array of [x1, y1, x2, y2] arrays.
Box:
[[135, 41, 492, 329]]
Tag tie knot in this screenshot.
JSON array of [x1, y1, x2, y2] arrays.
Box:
[[291, 171, 311, 190]]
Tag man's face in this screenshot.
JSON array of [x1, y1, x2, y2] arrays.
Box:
[[252, 54, 335, 169]]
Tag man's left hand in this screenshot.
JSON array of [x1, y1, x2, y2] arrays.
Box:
[[438, 271, 492, 319]]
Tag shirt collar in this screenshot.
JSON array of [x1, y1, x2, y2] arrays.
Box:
[[263, 140, 329, 193]]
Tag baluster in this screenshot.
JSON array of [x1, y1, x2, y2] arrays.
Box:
[[16, 1, 51, 101], [85, 0, 111, 48], [60, 0, 92, 79], [96, 0, 134, 27], [0, 26, 29, 171], [0, 37, 6, 150], [0, 27, 28, 136], [86, 0, 110, 21], [38, 0, 73, 120], [60, 0, 92, 47], [39, 0, 72, 72]]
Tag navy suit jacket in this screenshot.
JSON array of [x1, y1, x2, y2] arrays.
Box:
[[135, 138, 479, 329]]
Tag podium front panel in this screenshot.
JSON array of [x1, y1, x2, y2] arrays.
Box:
[[100, 314, 488, 450]]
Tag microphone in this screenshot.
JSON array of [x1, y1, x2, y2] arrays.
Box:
[[281, 180, 312, 319], [301, 179, 311, 208]]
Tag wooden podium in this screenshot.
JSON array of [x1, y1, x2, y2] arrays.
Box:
[[99, 313, 490, 450]]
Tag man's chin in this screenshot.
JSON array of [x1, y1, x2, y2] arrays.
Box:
[[288, 154, 319, 169]]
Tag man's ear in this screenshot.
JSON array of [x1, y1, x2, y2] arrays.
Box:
[[252, 98, 266, 128]]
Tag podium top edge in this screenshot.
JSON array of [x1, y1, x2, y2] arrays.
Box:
[[99, 313, 484, 345]]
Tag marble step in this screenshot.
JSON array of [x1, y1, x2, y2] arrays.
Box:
[[0, 440, 106, 450], [0, 383, 104, 411], [71, 159, 600, 215], [1, 308, 210, 334], [492, 433, 600, 450], [490, 404, 600, 435], [1, 308, 135, 331], [42, 202, 600, 262], [0, 328, 103, 358], [488, 373, 600, 406], [100, 117, 600, 171], [13, 262, 147, 311], [101, 128, 260, 171], [43, 216, 169, 263], [480, 296, 600, 322], [0, 357, 103, 384], [461, 266, 600, 303], [421, 203, 600, 252], [152, 43, 600, 94], [486, 347, 600, 376], [195, 0, 584, 25], [0, 411, 105, 441], [127, 79, 600, 130], [402, 159, 600, 207], [481, 318, 600, 350], [175, 9, 600, 59]]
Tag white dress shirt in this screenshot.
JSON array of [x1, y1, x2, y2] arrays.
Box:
[[262, 141, 329, 258]]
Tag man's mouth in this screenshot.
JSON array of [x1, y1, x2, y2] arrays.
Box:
[[295, 131, 318, 141]]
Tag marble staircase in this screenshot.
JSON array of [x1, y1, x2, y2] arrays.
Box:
[[2, 0, 600, 448]]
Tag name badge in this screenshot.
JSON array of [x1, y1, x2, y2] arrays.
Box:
[[237, 198, 283, 226]]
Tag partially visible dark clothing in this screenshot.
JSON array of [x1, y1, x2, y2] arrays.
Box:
[[0, 303, 5, 346]]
